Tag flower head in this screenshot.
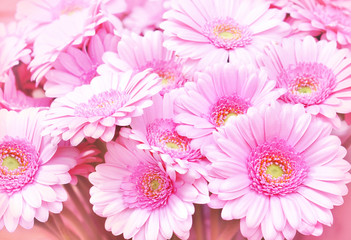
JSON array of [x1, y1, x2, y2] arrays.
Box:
[[174, 63, 284, 150], [120, 91, 205, 175], [161, 0, 290, 67], [261, 36, 351, 124], [99, 31, 189, 96], [0, 108, 77, 232], [205, 102, 351, 240], [89, 137, 209, 240], [287, 0, 351, 47], [43, 69, 161, 146]]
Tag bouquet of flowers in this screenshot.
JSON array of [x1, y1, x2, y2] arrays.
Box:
[[1, 0, 351, 239]]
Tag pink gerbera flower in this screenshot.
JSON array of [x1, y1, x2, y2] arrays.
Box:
[[89, 136, 209, 240], [174, 63, 284, 151], [44, 28, 120, 98], [287, 0, 351, 47], [17, 0, 106, 81], [205, 102, 351, 240], [43, 69, 161, 146], [120, 91, 205, 175], [160, 0, 290, 67], [261, 36, 351, 124], [123, 0, 168, 34], [0, 22, 31, 82], [99, 31, 189, 96], [0, 108, 77, 232]]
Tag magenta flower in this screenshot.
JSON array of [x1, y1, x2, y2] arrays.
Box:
[[89, 137, 209, 240], [205, 102, 351, 240], [43, 70, 161, 146], [174, 63, 284, 150], [261, 36, 351, 124], [161, 0, 290, 67], [0, 108, 77, 232]]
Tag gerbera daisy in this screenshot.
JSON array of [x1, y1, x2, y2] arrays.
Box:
[[174, 63, 284, 151], [123, 0, 168, 34], [261, 36, 351, 124], [42, 69, 161, 146], [0, 21, 31, 82], [0, 108, 77, 232], [120, 90, 205, 175], [160, 0, 290, 68], [44, 28, 120, 98], [89, 136, 209, 240], [287, 0, 351, 47], [99, 30, 189, 96], [17, 0, 107, 82], [205, 102, 351, 240]]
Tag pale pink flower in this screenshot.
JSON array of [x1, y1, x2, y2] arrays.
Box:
[[261, 36, 351, 125], [89, 136, 209, 240], [123, 0, 168, 34], [160, 0, 290, 68], [287, 0, 351, 46], [174, 63, 284, 151], [44, 28, 120, 98], [0, 108, 77, 232], [0, 70, 52, 111], [0, 21, 31, 81], [17, 0, 106, 82], [120, 91, 206, 175], [205, 102, 351, 240], [43, 69, 161, 146], [99, 31, 189, 96]]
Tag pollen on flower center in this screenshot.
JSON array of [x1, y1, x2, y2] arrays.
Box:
[[0, 136, 40, 194], [266, 163, 284, 178], [146, 119, 202, 160], [203, 17, 252, 50], [2, 156, 20, 171], [279, 62, 336, 106], [122, 164, 174, 210], [247, 138, 308, 196], [210, 94, 251, 127], [74, 90, 129, 118]]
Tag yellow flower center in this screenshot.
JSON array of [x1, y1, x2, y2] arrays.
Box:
[[266, 164, 284, 178], [2, 156, 20, 171]]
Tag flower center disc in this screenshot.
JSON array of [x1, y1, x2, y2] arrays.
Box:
[[247, 138, 308, 196], [2, 156, 20, 171], [140, 60, 186, 96], [122, 164, 174, 210], [210, 95, 251, 127], [203, 17, 252, 50], [146, 119, 202, 161], [0, 136, 40, 194], [266, 164, 284, 178], [74, 90, 129, 118]]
